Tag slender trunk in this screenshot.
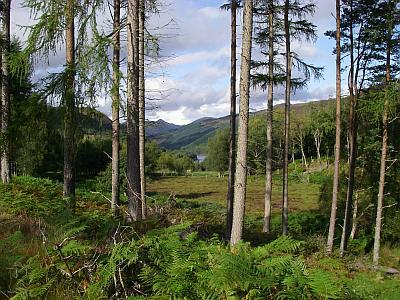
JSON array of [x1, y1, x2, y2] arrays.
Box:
[[291, 143, 295, 164], [226, 0, 237, 239], [139, 0, 146, 219], [314, 129, 321, 161], [230, 0, 253, 246], [111, 0, 121, 217], [340, 0, 357, 256], [0, 46, 2, 179], [263, 0, 274, 234], [127, 0, 142, 221], [373, 6, 392, 266], [63, 0, 76, 199], [1, 0, 10, 184], [300, 130, 308, 169], [373, 98, 389, 266], [282, 0, 291, 236], [326, 0, 341, 254], [350, 191, 358, 240]]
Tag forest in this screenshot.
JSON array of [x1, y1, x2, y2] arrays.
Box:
[[1, 0, 400, 299]]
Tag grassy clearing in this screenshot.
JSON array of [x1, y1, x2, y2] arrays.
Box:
[[147, 174, 321, 213]]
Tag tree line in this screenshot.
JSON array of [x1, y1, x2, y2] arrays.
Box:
[[223, 0, 400, 268]]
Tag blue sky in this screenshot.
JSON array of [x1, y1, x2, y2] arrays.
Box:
[[143, 0, 337, 124], [10, 0, 338, 125]]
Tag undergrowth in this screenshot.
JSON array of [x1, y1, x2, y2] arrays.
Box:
[[1, 176, 399, 299]]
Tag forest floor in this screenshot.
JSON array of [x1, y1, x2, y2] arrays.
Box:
[[1, 172, 400, 299]]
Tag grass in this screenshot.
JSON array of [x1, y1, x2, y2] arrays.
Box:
[[147, 174, 321, 213]]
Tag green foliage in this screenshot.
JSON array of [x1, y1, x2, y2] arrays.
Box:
[[206, 128, 229, 175], [0, 177, 66, 218], [76, 137, 112, 177]]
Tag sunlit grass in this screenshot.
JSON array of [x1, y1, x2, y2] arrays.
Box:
[[147, 173, 321, 214]]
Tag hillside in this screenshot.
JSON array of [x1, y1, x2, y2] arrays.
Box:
[[67, 99, 334, 153], [149, 99, 334, 153]]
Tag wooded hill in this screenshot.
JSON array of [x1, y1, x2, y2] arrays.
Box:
[[83, 99, 335, 154]]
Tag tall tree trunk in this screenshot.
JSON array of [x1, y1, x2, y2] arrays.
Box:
[[263, 0, 274, 234], [127, 0, 142, 221], [373, 5, 392, 266], [63, 0, 76, 199], [340, 0, 356, 256], [326, 0, 341, 254], [226, 0, 237, 241], [139, 0, 146, 219], [230, 0, 253, 246], [1, 0, 10, 184], [282, 0, 291, 236], [111, 0, 121, 217]]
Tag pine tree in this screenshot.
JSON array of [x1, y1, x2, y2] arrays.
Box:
[[373, 0, 397, 266], [126, 0, 142, 221], [326, 0, 342, 255], [230, 0, 253, 246], [282, 0, 291, 236], [22, 0, 105, 199], [221, 0, 242, 240], [63, 0, 76, 199], [253, 0, 322, 235], [111, 0, 121, 217], [139, 0, 146, 219]]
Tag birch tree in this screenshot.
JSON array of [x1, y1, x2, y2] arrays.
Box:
[[0, 0, 11, 184]]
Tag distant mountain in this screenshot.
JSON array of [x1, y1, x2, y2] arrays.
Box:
[[146, 119, 181, 137], [64, 99, 334, 154], [150, 116, 230, 153], [147, 99, 334, 154]]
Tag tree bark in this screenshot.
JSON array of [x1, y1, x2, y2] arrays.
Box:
[[139, 0, 146, 219], [314, 129, 321, 161], [63, 0, 76, 199], [326, 0, 341, 254], [350, 191, 358, 240], [299, 127, 308, 169], [373, 4, 392, 266], [1, 0, 10, 184], [111, 0, 121, 217], [230, 0, 253, 246], [226, 0, 237, 241], [340, 0, 356, 256], [127, 0, 142, 221], [282, 0, 292, 236], [263, 0, 274, 234]]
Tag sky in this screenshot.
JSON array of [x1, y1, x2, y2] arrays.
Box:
[[10, 0, 337, 125]]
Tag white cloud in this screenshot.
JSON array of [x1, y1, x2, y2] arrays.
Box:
[[11, 0, 336, 125]]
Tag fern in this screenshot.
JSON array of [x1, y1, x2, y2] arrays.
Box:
[[307, 269, 342, 299]]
